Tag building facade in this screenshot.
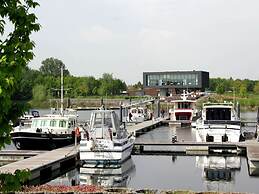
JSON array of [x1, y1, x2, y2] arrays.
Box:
[[143, 71, 209, 96]]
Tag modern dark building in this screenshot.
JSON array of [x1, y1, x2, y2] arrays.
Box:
[[143, 71, 209, 96]]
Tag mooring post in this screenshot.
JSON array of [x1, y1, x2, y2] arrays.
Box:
[[157, 99, 160, 118], [120, 103, 123, 124]]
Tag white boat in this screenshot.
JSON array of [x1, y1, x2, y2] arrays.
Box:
[[80, 110, 135, 164], [168, 91, 196, 125], [128, 107, 149, 122], [11, 65, 81, 150], [79, 158, 135, 187], [11, 109, 80, 150], [196, 102, 241, 142]]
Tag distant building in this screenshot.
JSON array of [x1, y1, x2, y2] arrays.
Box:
[[143, 71, 209, 96]]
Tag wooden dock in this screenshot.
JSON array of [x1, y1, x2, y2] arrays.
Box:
[[0, 145, 79, 183], [127, 118, 165, 137], [0, 150, 46, 162], [133, 141, 239, 155], [239, 140, 259, 176]]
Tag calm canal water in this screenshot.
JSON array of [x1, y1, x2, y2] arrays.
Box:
[[43, 110, 259, 193]]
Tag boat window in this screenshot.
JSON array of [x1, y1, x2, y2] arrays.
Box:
[[93, 113, 103, 128], [59, 120, 67, 128], [93, 112, 113, 128], [178, 102, 191, 109], [40, 120, 48, 127], [206, 108, 231, 120], [50, 120, 57, 127], [112, 112, 120, 129], [32, 120, 39, 128]]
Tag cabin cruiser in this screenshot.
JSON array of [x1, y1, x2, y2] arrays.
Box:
[[196, 102, 241, 142], [11, 109, 80, 150], [128, 107, 149, 122], [79, 158, 135, 187], [80, 110, 135, 164], [168, 91, 196, 125], [11, 64, 80, 150]]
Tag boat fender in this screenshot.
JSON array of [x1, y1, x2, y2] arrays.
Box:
[[108, 128, 113, 141], [75, 127, 80, 137]]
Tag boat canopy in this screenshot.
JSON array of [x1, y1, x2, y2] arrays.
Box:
[[90, 110, 120, 132]]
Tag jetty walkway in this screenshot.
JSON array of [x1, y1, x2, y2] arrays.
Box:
[[0, 145, 79, 183]]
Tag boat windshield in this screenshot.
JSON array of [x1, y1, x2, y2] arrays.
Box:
[[93, 112, 113, 128], [206, 108, 231, 120], [32, 119, 67, 128]]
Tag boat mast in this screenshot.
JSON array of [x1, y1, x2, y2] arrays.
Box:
[[61, 65, 64, 116]]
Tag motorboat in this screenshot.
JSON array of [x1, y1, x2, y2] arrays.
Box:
[[80, 110, 135, 164], [79, 158, 135, 187], [128, 107, 149, 122], [11, 65, 81, 150], [196, 102, 241, 142], [168, 91, 196, 125], [11, 109, 80, 150]]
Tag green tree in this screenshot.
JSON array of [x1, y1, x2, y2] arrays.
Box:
[[39, 57, 70, 76], [32, 84, 47, 102], [253, 82, 259, 94], [133, 81, 143, 89], [0, 0, 40, 149], [239, 83, 248, 97], [216, 83, 225, 94]]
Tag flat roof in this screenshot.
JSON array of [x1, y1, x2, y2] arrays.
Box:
[[143, 70, 209, 74]]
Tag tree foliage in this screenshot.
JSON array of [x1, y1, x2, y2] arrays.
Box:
[[39, 57, 70, 76], [0, 170, 30, 192], [209, 77, 257, 96], [0, 0, 40, 149]]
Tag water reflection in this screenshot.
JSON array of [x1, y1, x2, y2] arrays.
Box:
[[196, 156, 241, 192], [79, 158, 135, 187]]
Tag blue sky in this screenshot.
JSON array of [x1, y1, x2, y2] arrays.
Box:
[[29, 0, 259, 84]]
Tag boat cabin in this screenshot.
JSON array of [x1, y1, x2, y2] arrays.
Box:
[[89, 110, 126, 140], [31, 116, 77, 130]]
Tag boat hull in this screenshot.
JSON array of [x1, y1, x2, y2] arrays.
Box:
[[80, 138, 135, 164], [196, 125, 241, 143], [11, 132, 75, 150]]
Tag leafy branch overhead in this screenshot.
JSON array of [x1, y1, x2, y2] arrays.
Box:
[[0, 0, 40, 149]]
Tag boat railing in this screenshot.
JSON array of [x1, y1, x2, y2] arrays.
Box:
[[204, 120, 241, 125]]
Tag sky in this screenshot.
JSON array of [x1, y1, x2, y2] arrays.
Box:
[[29, 0, 259, 84]]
